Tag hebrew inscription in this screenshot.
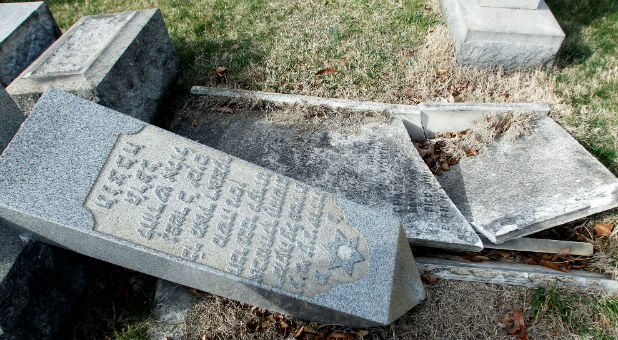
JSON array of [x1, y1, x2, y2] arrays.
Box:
[[85, 126, 370, 298], [30, 12, 134, 76]]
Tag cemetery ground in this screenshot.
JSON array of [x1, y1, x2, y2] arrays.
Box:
[[13, 0, 617, 338]]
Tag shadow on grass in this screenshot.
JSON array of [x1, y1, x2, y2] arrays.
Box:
[[546, 0, 618, 68]]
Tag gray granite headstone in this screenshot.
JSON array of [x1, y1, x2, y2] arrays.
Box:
[[0, 85, 24, 152], [0, 88, 425, 327], [440, 0, 564, 69], [0, 1, 60, 87], [438, 117, 618, 244], [477, 0, 540, 9], [6, 9, 179, 122], [173, 111, 482, 251]]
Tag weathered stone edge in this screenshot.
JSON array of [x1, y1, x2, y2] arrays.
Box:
[[416, 256, 618, 292], [190, 86, 550, 143]]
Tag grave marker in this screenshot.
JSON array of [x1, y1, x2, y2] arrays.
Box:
[[0, 88, 425, 327], [7, 9, 179, 122], [0, 2, 60, 86]]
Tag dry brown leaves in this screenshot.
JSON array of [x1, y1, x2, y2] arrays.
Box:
[[504, 308, 529, 340], [421, 273, 438, 285], [462, 249, 590, 272], [315, 67, 337, 76], [594, 222, 615, 237]]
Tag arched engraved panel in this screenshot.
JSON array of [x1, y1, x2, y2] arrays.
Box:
[[84, 126, 369, 298]]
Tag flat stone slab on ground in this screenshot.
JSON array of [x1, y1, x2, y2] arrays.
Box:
[[0, 88, 425, 327], [173, 103, 482, 251], [7, 9, 178, 122], [1, 85, 24, 152], [440, 0, 564, 69], [0, 1, 60, 86], [437, 117, 618, 244]]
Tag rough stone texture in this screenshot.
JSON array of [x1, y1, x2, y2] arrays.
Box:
[[440, 0, 565, 69], [173, 110, 482, 251], [437, 117, 618, 244], [481, 236, 593, 256], [191, 86, 426, 142], [7, 9, 179, 121], [0, 85, 24, 152], [477, 0, 540, 9], [0, 240, 91, 340], [416, 257, 618, 292], [148, 280, 195, 340], [0, 88, 425, 327], [418, 102, 549, 138], [0, 2, 60, 87]]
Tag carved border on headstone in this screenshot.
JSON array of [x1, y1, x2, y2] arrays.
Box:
[[84, 126, 370, 298]]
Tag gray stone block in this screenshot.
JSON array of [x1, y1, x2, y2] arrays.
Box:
[[0, 88, 425, 327], [418, 102, 549, 138], [437, 117, 618, 244], [7, 9, 179, 121], [0, 85, 24, 152], [477, 0, 540, 9], [440, 0, 565, 69], [0, 1, 60, 87], [148, 280, 195, 340], [172, 110, 482, 251]]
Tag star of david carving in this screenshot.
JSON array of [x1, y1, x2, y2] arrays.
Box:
[[324, 229, 365, 276]]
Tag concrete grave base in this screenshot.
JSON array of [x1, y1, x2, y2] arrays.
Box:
[[440, 0, 565, 69], [7, 9, 179, 122], [0, 2, 60, 86]]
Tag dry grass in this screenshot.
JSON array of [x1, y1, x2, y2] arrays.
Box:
[[185, 280, 618, 340]]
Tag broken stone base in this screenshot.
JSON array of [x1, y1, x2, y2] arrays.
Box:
[[437, 117, 618, 244], [147, 280, 195, 340], [440, 0, 565, 69], [7, 9, 179, 121]]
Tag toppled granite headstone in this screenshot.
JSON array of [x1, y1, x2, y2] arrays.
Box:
[[0, 2, 60, 86], [438, 117, 618, 244], [7, 9, 179, 121], [477, 0, 540, 9], [172, 108, 482, 251], [0, 88, 425, 327], [440, 0, 564, 69], [1, 85, 24, 152]]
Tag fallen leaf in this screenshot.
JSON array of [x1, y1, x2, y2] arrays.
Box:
[[508, 308, 528, 340], [200, 334, 209, 340], [436, 68, 447, 75], [280, 320, 289, 329], [594, 222, 614, 237], [340, 57, 347, 62], [328, 332, 353, 340], [353, 330, 369, 337], [421, 273, 438, 284], [540, 259, 569, 272], [215, 106, 234, 114], [495, 250, 512, 258], [428, 26, 435, 33], [293, 326, 304, 338], [215, 66, 228, 77], [315, 67, 337, 76]]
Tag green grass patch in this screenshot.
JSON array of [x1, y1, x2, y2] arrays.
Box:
[[530, 286, 618, 339], [547, 0, 618, 175]]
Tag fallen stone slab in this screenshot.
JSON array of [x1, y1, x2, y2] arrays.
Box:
[[481, 236, 594, 257], [147, 280, 195, 340], [416, 256, 618, 292], [477, 0, 540, 9], [0, 87, 425, 327], [7, 9, 179, 121], [1, 85, 24, 152], [418, 102, 549, 138], [175, 98, 482, 251], [440, 0, 564, 69], [0, 1, 60, 86], [437, 117, 618, 244], [191, 86, 425, 142]]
